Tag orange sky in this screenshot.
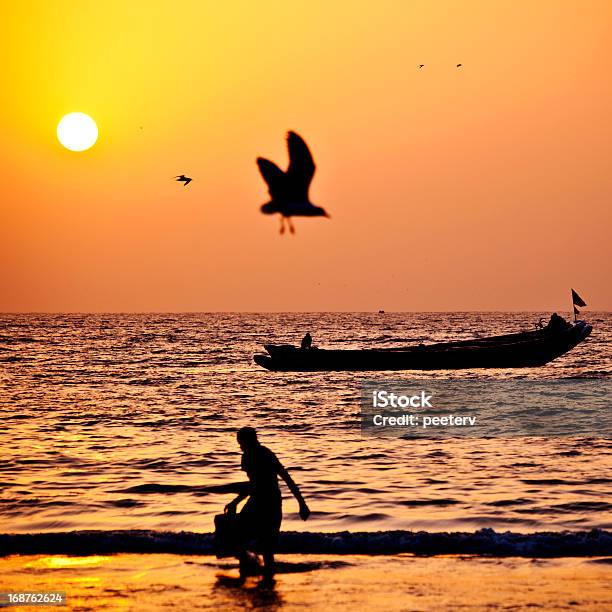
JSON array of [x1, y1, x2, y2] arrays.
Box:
[[1, 1, 611, 312]]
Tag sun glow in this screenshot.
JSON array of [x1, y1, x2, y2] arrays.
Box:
[[57, 112, 98, 151], [25, 556, 111, 569]]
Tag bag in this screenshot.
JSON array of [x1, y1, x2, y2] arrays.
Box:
[[214, 511, 242, 558]]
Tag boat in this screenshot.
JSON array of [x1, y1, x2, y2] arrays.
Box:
[[253, 320, 592, 372]]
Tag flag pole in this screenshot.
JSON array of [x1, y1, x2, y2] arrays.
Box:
[[571, 289, 587, 323]]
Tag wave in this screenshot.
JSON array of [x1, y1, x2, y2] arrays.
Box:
[[1, 528, 610, 557], [399, 498, 460, 507], [117, 482, 248, 495], [521, 478, 612, 485], [0, 356, 25, 363], [0, 336, 37, 344]]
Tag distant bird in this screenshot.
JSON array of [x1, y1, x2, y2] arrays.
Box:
[[456, 64, 462, 68], [257, 131, 329, 234], [174, 175, 192, 187], [418, 64, 425, 69]]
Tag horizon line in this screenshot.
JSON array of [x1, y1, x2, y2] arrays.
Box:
[[0, 310, 608, 315]]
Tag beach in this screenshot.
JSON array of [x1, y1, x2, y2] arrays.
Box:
[[1, 552, 611, 611]]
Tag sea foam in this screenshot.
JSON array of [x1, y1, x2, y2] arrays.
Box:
[[1, 529, 610, 557]]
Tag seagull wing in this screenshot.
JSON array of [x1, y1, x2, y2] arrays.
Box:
[[286, 131, 315, 200], [257, 157, 286, 200]]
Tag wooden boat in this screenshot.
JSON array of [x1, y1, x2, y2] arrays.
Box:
[[254, 320, 592, 372]]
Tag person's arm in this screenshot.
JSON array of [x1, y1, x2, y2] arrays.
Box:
[[277, 462, 310, 520], [224, 483, 250, 514]]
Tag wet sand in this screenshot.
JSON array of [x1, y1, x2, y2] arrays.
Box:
[[1, 553, 610, 611]]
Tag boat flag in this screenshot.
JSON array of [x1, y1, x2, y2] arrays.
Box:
[[571, 289, 587, 308]]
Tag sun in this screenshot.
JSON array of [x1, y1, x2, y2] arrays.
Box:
[[57, 112, 98, 152]]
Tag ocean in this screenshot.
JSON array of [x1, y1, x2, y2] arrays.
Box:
[[1, 312, 610, 548]]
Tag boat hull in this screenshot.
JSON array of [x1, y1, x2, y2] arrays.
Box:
[[254, 322, 592, 372]]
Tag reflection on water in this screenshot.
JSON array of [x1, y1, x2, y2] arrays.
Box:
[[0, 312, 610, 533], [0, 553, 610, 611], [24, 556, 111, 570], [214, 574, 284, 610]]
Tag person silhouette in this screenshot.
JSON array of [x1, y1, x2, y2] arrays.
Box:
[[224, 427, 310, 583], [547, 312, 571, 332], [301, 332, 312, 350]]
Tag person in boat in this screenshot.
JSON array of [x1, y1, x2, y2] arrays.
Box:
[[301, 332, 312, 350], [547, 312, 571, 332], [224, 426, 310, 583]]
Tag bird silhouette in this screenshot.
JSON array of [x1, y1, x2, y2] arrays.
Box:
[[174, 175, 192, 187], [456, 64, 462, 68], [418, 64, 425, 69], [257, 131, 329, 234]]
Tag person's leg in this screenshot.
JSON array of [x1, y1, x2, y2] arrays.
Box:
[[238, 505, 256, 580], [238, 551, 249, 582], [254, 499, 280, 584], [239, 550, 263, 578], [261, 550, 275, 583]]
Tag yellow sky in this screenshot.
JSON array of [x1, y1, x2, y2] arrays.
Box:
[[1, 1, 611, 311]]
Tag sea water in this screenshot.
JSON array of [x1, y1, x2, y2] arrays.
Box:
[[1, 312, 610, 543]]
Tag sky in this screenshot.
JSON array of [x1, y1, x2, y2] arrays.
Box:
[[1, 0, 611, 312]]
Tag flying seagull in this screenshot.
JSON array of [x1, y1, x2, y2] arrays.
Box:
[[174, 175, 192, 187], [456, 64, 462, 68], [257, 131, 329, 234], [418, 64, 425, 69]]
